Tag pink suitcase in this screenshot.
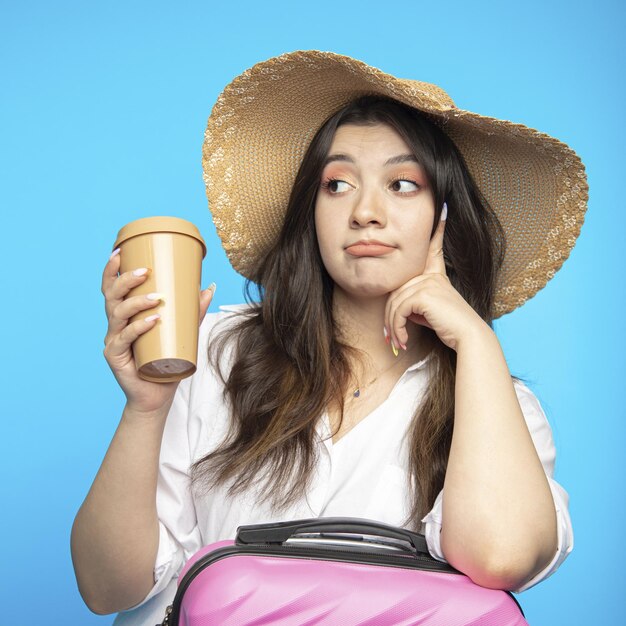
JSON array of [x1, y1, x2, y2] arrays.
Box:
[[160, 518, 528, 625]]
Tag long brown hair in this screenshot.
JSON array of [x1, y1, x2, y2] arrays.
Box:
[[192, 96, 505, 523]]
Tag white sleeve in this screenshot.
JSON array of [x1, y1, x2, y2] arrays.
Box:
[[421, 379, 574, 592]]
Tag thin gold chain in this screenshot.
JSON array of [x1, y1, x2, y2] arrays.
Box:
[[351, 352, 413, 398]]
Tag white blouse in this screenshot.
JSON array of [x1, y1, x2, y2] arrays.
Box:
[[113, 306, 573, 626]]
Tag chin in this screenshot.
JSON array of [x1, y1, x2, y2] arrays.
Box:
[[338, 279, 398, 299], [328, 265, 420, 299]]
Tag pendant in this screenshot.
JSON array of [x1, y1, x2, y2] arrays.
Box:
[[353, 388, 360, 398]]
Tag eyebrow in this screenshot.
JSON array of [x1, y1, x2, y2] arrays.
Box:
[[323, 153, 420, 166]]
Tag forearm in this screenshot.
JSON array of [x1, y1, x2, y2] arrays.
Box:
[[440, 324, 557, 589], [71, 404, 170, 614]]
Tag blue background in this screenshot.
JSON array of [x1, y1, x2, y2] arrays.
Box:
[[1, 1, 624, 624]]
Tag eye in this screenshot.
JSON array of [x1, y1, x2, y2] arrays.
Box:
[[391, 179, 419, 193], [322, 178, 353, 194]]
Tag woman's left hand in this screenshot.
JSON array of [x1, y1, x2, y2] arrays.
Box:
[[384, 208, 491, 353]]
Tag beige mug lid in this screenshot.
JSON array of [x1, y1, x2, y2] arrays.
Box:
[[113, 216, 207, 257]]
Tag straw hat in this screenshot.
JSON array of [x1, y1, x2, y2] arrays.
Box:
[[202, 50, 588, 317]]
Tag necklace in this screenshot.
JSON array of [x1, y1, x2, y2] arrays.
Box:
[[352, 352, 412, 398]]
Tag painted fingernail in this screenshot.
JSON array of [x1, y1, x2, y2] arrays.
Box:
[[441, 202, 448, 221], [392, 343, 399, 357], [146, 292, 164, 301], [208, 282, 217, 294], [400, 342, 407, 351], [383, 326, 389, 344], [133, 268, 149, 277], [144, 314, 160, 322], [109, 248, 121, 261]]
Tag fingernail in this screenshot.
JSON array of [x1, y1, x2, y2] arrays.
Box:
[[133, 268, 149, 277], [441, 202, 448, 221], [146, 292, 164, 301], [109, 248, 121, 261], [208, 282, 217, 294], [400, 342, 407, 351], [144, 314, 160, 322], [392, 343, 399, 357], [383, 326, 389, 343]]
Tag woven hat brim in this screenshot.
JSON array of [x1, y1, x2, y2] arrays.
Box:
[[202, 50, 588, 317]]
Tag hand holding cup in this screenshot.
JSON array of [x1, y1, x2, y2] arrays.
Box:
[[102, 217, 211, 414]]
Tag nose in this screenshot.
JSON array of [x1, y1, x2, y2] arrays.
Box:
[[349, 187, 387, 228]]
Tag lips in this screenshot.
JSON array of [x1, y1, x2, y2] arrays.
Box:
[[345, 240, 396, 257]]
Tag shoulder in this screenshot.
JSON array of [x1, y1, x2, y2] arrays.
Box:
[[199, 303, 257, 346], [192, 303, 259, 382], [200, 304, 257, 328], [174, 304, 256, 456]]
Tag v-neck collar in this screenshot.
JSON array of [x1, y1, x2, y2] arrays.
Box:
[[317, 355, 431, 448]]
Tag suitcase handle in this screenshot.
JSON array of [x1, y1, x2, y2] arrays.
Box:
[[236, 517, 429, 554]]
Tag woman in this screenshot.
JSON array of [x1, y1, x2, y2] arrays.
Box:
[[71, 51, 584, 624]]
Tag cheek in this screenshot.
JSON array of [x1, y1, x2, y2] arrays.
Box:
[[314, 203, 337, 256], [316, 232, 338, 275], [314, 215, 333, 275], [402, 217, 435, 273]]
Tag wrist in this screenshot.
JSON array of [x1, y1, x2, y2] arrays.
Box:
[[455, 319, 496, 353], [122, 402, 172, 424]]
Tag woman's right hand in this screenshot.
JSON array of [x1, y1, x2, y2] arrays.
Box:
[[101, 250, 215, 415]]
